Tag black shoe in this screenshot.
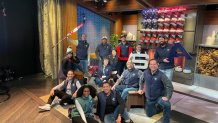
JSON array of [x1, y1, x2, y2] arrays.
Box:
[[129, 119, 134, 123]]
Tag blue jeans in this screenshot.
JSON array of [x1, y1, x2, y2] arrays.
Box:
[[104, 106, 130, 123], [160, 68, 173, 81], [115, 85, 138, 101], [146, 97, 171, 123], [98, 58, 103, 70], [79, 60, 88, 73], [94, 77, 103, 87], [104, 113, 116, 123]]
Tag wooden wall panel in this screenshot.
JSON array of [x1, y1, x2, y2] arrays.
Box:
[[62, 0, 78, 53], [204, 10, 218, 25], [123, 14, 138, 25], [113, 15, 123, 38]]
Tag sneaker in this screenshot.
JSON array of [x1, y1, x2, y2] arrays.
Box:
[[125, 119, 134, 123], [183, 67, 191, 74], [51, 99, 61, 106], [38, 104, 51, 111]]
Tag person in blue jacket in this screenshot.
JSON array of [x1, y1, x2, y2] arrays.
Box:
[[95, 36, 112, 68], [138, 59, 173, 123], [112, 60, 143, 101], [94, 57, 112, 87], [76, 34, 89, 74], [96, 82, 133, 123], [154, 37, 175, 80], [108, 49, 119, 82], [67, 34, 89, 74], [108, 49, 119, 71]]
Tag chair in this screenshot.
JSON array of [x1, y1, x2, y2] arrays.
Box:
[[126, 91, 145, 111]]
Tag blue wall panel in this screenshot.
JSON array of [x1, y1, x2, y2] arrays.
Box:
[[77, 5, 111, 53]]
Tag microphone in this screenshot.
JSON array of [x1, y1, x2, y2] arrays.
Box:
[[82, 13, 86, 23]]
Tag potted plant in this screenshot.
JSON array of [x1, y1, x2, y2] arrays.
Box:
[[110, 34, 118, 49]]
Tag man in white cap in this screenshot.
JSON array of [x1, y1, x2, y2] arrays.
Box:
[[95, 36, 112, 68]]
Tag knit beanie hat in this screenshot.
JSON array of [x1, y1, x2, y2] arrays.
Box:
[[66, 46, 73, 54]]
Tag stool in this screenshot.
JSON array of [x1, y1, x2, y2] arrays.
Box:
[[127, 91, 145, 111]]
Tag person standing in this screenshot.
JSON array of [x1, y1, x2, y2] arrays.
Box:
[[95, 36, 112, 68], [154, 37, 175, 80], [116, 34, 133, 75], [138, 59, 173, 123], [76, 34, 89, 74], [67, 34, 89, 74]]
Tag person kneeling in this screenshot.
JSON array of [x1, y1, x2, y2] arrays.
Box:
[[138, 59, 173, 123], [39, 70, 81, 111]]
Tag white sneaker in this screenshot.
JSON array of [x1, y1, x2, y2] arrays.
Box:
[[175, 66, 183, 72], [38, 104, 51, 111], [51, 99, 61, 106]]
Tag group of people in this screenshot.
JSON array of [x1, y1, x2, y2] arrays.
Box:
[[39, 33, 175, 123]]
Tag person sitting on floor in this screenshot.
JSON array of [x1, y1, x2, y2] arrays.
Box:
[[94, 57, 112, 87], [71, 84, 98, 123], [38, 70, 81, 111], [138, 59, 173, 123], [112, 60, 143, 101], [95, 82, 133, 123]]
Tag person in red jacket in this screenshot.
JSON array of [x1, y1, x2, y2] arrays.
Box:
[[116, 34, 133, 75]]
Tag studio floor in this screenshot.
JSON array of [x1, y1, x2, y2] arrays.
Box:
[[0, 73, 217, 123]]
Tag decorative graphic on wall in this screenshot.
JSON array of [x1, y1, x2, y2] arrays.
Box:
[[140, 6, 187, 49]]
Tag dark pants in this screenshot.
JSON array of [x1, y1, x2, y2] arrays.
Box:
[[146, 97, 171, 123], [71, 116, 98, 123], [74, 64, 84, 73], [47, 90, 74, 105], [117, 60, 127, 75]]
